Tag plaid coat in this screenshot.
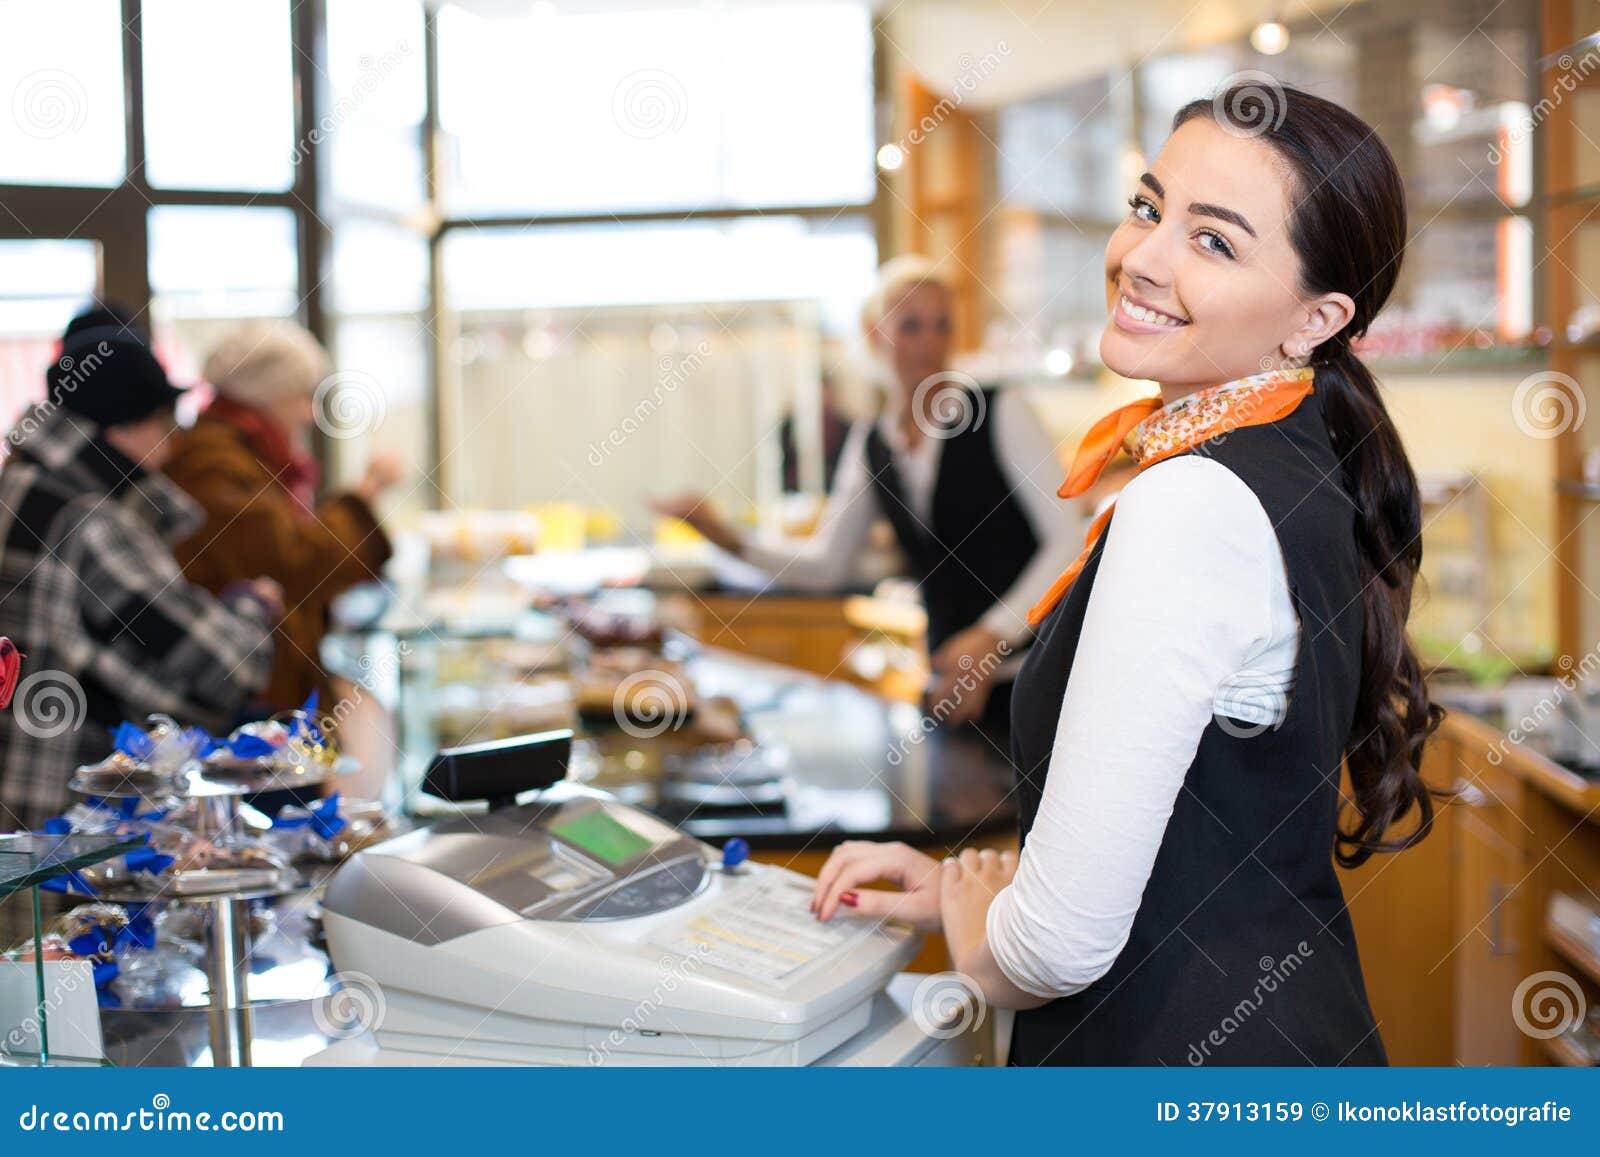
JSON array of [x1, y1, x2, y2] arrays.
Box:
[[0, 404, 274, 833], [164, 405, 392, 713]]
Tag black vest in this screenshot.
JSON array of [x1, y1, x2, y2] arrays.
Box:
[[1007, 390, 1387, 1066], [863, 387, 1039, 654]]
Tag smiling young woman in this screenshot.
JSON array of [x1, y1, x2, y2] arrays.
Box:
[[811, 84, 1445, 1066]]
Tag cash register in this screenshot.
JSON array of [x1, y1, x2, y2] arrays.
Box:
[[307, 731, 987, 1066]]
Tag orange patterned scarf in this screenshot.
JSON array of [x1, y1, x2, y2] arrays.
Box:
[[1026, 366, 1316, 626]]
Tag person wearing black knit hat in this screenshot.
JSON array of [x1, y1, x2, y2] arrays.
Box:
[[0, 308, 285, 920], [58, 298, 151, 347], [48, 323, 186, 443]]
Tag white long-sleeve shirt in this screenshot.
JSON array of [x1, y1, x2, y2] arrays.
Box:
[[741, 389, 1084, 649], [984, 453, 1300, 999]]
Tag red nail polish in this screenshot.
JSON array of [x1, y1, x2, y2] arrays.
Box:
[[839, 891, 859, 908]]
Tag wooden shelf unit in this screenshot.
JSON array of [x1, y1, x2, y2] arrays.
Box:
[[1545, 920, 1600, 985], [1541, 1032, 1597, 1065], [1542, 1, 1600, 662], [1341, 708, 1600, 1065]]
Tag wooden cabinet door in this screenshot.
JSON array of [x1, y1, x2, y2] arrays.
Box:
[[1340, 734, 1459, 1065], [1453, 802, 1527, 1065]]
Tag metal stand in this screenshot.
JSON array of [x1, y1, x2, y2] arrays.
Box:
[[65, 761, 342, 1068], [201, 895, 255, 1067], [192, 794, 256, 1067]]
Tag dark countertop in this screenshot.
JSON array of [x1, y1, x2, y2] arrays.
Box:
[[324, 620, 1017, 851], [586, 647, 1019, 851]]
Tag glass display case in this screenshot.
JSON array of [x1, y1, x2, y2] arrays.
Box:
[[0, 832, 142, 1066]]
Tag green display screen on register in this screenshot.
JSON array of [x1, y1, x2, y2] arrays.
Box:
[[550, 809, 656, 865]]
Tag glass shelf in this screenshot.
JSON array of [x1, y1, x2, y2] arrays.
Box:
[[69, 758, 347, 802], [0, 833, 146, 898], [1, 833, 144, 1068]]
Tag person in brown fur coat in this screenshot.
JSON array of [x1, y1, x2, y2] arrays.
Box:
[[164, 320, 400, 715]]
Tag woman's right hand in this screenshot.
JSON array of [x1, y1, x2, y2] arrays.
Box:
[[811, 841, 945, 931], [356, 453, 404, 504], [648, 493, 742, 555], [222, 577, 285, 625]]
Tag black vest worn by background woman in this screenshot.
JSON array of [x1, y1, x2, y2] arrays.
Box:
[[862, 387, 1038, 654], [1007, 389, 1388, 1067]]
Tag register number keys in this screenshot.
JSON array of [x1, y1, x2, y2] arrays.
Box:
[[654, 873, 870, 985]]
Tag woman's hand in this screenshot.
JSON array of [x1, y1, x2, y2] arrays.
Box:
[[925, 624, 1006, 726], [929, 624, 1007, 677], [940, 847, 1018, 972], [222, 577, 285, 625], [810, 840, 944, 931], [939, 848, 1051, 1011], [356, 453, 404, 505], [648, 493, 743, 556], [925, 665, 994, 726]]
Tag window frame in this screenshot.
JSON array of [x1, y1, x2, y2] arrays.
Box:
[[0, 0, 888, 506]]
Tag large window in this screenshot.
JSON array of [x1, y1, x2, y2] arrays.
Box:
[[325, 220, 435, 514], [433, 1, 881, 521], [441, 217, 875, 325], [320, 0, 433, 513], [141, 0, 298, 192], [440, 217, 876, 533], [0, 240, 102, 429], [0, 0, 127, 187], [435, 1, 874, 215], [147, 206, 302, 383], [324, 0, 429, 215], [0, 0, 882, 523]]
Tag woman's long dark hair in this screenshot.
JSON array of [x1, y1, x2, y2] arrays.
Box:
[[1175, 84, 1445, 868]]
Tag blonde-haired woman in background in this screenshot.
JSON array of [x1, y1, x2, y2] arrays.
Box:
[[654, 256, 1081, 730], [164, 320, 402, 717]]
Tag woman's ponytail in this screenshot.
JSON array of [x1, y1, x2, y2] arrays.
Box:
[[1316, 346, 1445, 866]]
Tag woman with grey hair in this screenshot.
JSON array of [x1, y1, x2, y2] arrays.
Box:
[[655, 256, 1080, 730], [164, 320, 402, 714]]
